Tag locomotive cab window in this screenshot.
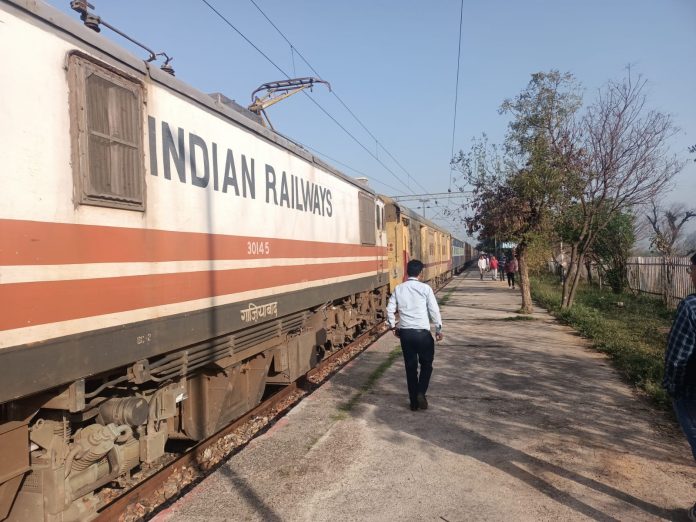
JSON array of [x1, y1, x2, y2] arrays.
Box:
[[69, 54, 145, 210], [358, 192, 376, 245]]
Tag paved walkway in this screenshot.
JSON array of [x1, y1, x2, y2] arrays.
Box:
[[157, 270, 696, 521]]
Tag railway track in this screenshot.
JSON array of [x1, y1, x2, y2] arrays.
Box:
[[95, 321, 389, 522]]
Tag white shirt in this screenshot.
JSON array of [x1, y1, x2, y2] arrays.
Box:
[[387, 277, 443, 332], [478, 258, 487, 270]]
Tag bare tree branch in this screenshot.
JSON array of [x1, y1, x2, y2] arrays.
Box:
[[647, 200, 696, 255]]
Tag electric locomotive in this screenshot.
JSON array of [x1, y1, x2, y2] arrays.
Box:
[[0, 1, 391, 519]]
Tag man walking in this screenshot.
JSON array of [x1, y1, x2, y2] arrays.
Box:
[[387, 260, 444, 411], [663, 253, 696, 520]]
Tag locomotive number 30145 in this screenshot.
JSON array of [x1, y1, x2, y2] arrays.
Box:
[[247, 240, 270, 255]]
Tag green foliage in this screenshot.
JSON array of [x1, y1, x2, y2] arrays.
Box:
[[558, 205, 636, 293], [500, 70, 583, 158], [588, 209, 635, 260], [525, 235, 553, 274], [531, 274, 673, 407], [437, 288, 456, 306]]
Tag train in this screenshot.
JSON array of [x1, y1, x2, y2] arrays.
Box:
[[0, 1, 474, 520]]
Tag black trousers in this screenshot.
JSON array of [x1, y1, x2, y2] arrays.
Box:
[[507, 272, 516, 287], [399, 329, 435, 405]]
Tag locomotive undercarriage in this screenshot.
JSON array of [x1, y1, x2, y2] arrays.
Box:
[[1, 287, 386, 522]]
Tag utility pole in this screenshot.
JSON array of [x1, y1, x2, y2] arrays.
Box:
[[418, 198, 428, 218]]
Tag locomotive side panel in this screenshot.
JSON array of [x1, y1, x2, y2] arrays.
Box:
[[0, 16, 387, 402]]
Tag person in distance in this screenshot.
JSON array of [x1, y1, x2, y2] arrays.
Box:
[[506, 255, 518, 289], [387, 260, 444, 411], [489, 255, 499, 281], [477, 254, 487, 280]]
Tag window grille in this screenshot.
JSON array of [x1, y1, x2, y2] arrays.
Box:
[[358, 192, 376, 245], [70, 54, 145, 210]]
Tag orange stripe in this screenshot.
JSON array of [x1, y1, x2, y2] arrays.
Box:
[[0, 219, 387, 265], [0, 261, 380, 331]]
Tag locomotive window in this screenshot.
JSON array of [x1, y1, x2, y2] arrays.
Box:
[[69, 55, 145, 210], [358, 192, 376, 245]]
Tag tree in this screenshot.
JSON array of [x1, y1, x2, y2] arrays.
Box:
[[588, 210, 636, 293], [454, 71, 581, 313], [451, 137, 533, 310], [559, 70, 683, 309], [646, 201, 696, 255], [496, 71, 583, 313]]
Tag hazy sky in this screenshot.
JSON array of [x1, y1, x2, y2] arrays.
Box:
[[47, 0, 696, 239]]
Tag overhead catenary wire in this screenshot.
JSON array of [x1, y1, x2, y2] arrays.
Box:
[[199, 0, 417, 195], [299, 142, 408, 196], [449, 0, 464, 191], [246, 0, 430, 195], [299, 93, 417, 194], [389, 191, 471, 201]]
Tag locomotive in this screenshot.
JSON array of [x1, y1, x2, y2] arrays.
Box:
[[0, 1, 472, 520]]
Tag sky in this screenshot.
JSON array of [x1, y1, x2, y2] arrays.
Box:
[[47, 0, 696, 240]]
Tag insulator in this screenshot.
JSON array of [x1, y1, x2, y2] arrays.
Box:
[[160, 62, 175, 76], [81, 13, 101, 32]]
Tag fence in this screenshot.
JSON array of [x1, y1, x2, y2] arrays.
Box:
[[546, 255, 694, 306], [626, 256, 694, 306]]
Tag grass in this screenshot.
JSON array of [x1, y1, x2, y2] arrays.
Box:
[[338, 346, 402, 412], [437, 287, 456, 306], [530, 273, 675, 407], [502, 315, 536, 321]]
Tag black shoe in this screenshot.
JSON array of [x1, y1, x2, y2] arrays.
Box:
[[410, 403, 418, 411], [416, 393, 428, 410]]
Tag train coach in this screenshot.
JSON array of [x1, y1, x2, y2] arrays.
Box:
[[382, 197, 453, 291], [452, 237, 476, 274], [452, 237, 467, 274], [0, 1, 392, 520]]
